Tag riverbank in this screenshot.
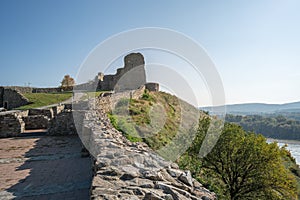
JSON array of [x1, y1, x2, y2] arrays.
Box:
[[267, 138, 300, 165]]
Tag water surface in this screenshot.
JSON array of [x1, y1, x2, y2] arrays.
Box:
[[268, 138, 300, 165]]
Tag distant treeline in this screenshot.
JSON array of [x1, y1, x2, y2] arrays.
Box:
[[226, 114, 300, 140], [275, 112, 300, 121]]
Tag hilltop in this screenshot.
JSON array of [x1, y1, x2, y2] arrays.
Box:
[[203, 101, 300, 115], [107, 89, 300, 199]]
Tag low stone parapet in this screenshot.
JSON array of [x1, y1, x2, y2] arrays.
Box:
[[82, 91, 216, 200], [0, 111, 26, 137], [29, 108, 54, 119], [23, 115, 49, 130], [47, 110, 77, 136]]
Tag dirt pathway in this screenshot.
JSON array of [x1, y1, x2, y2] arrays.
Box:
[[0, 134, 92, 200]]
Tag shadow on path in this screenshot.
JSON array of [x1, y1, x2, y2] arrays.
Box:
[[0, 133, 92, 200]]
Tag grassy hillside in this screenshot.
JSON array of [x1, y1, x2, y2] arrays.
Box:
[[109, 90, 300, 199], [108, 90, 183, 149], [17, 92, 72, 109]]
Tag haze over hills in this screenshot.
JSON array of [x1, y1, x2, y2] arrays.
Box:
[[202, 101, 300, 115]]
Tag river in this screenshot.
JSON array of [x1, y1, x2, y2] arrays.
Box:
[[267, 138, 300, 165]]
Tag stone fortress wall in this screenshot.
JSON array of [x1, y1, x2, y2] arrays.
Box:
[[76, 89, 216, 200], [0, 53, 157, 111], [0, 87, 30, 110], [3, 86, 64, 94], [0, 104, 69, 137], [0, 52, 216, 199], [0, 85, 216, 199], [75, 53, 147, 92], [0, 110, 27, 137]]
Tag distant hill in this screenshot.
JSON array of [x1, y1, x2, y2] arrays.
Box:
[[202, 101, 300, 115]]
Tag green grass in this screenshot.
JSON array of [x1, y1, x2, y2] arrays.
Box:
[[108, 90, 181, 149], [16, 92, 72, 110]]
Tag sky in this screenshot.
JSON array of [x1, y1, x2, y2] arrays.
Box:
[[0, 0, 299, 105]]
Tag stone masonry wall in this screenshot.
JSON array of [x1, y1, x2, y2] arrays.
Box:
[[32, 87, 63, 93], [74, 52, 146, 92], [98, 53, 146, 92], [0, 87, 4, 107], [51, 105, 65, 116], [0, 104, 69, 137], [145, 83, 159, 92], [0, 111, 27, 137], [47, 110, 77, 135], [2, 88, 29, 110], [79, 89, 216, 200], [3, 86, 33, 94], [3, 86, 64, 94], [28, 108, 54, 119], [95, 86, 145, 113], [23, 115, 49, 130]]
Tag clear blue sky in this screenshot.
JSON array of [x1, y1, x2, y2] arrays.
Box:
[[0, 0, 299, 105]]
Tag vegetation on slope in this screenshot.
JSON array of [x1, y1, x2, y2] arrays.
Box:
[[179, 118, 299, 199], [108, 90, 181, 149], [226, 114, 300, 140], [17, 92, 72, 109], [109, 90, 299, 199]]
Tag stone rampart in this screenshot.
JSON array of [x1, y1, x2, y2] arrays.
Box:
[[145, 83, 159, 92], [0, 104, 70, 137], [3, 86, 64, 94], [23, 115, 49, 130], [98, 53, 146, 92], [47, 110, 77, 136], [77, 88, 216, 200], [4, 86, 33, 94], [0, 88, 29, 110], [28, 108, 54, 119], [0, 111, 27, 137], [32, 87, 63, 93], [95, 85, 145, 113]]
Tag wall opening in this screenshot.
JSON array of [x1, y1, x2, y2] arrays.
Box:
[[4, 101, 8, 109]]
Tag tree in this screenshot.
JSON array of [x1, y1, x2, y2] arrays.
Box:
[[202, 123, 297, 200], [60, 75, 75, 89]]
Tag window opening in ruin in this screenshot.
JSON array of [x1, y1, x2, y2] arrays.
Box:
[[4, 101, 8, 109]]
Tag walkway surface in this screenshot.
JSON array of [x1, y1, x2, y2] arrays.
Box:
[[0, 133, 92, 200]]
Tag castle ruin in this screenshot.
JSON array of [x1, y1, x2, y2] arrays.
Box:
[[75, 52, 148, 92], [0, 87, 29, 110]]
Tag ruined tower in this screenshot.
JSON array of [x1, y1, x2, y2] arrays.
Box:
[[97, 53, 146, 92]]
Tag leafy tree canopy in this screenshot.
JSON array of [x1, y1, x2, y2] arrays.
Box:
[[180, 121, 298, 200], [60, 74, 75, 89]]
